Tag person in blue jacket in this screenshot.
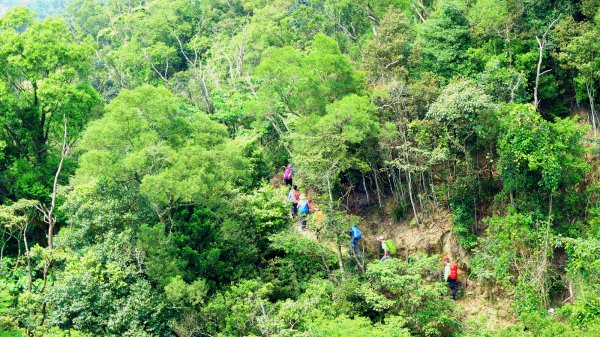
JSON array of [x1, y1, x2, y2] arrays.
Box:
[[347, 226, 362, 256]]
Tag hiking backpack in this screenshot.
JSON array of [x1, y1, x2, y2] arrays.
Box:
[[385, 239, 397, 255], [283, 167, 293, 179], [351, 226, 362, 240], [288, 190, 299, 202], [298, 200, 310, 214], [449, 264, 458, 280]]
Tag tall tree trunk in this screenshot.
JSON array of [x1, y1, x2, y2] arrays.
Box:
[[336, 243, 345, 276], [421, 171, 428, 206], [197, 64, 213, 114], [23, 224, 32, 292], [429, 169, 438, 210], [398, 169, 406, 200], [35, 116, 69, 329], [362, 174, 370, 205], [534, 35, 545, 111], [534, 17, 560, 111], [173, 30, 214, 113], [31, 81, 48, 166], [389, 170, 399, 203], [407, 171, 420, 226], [266, 115, 292, 157], [373, 170, 383, 207], [326, 174, 334, 210], [588, 82, 597, 138]]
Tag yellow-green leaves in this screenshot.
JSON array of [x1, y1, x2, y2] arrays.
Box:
[[74, 85, 248, 214], [291, 94, 378, 192]]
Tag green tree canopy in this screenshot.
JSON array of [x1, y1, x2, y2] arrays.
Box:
[[0, 7, 100, 201], [418, 4, 471, 78], [73, 85, 248, 223]]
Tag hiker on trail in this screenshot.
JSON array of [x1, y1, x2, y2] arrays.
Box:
[[297, 194, 311, 231], [443, 257, 459, 300], [347, 225, 362, 256], [283, 164, 296, 187], [378, 236, 396, 261], [288, 185, 300, 217]]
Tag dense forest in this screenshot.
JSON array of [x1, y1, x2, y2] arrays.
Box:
[[0, 0, 599, 336]]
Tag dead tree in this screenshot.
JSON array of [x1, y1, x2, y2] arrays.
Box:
[[35, 115, 69, 290], [33, 115, 70, 328], [411, 0, 430, 23], [173, 25, 214, 114], [586, 81, 598, 138], [534, 16, 560, 111]]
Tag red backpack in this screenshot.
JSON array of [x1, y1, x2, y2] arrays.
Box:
[[449, 264, 458, 280]]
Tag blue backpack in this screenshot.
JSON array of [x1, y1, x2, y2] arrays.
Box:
[[351, 226, 362, 240], [298, 200, 310, 214]]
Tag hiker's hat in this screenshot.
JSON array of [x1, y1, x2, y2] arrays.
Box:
[[443, 257, 451, 262]]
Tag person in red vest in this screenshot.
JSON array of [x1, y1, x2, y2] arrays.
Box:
[[443, 257, 458, 300]]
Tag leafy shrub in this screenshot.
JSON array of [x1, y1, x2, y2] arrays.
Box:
[[392, 202, 408, 222], [308, 315, 411, 337], [266, 231, 337, 299], [450, 175, 478, 249], [363, 256, 461, 336]]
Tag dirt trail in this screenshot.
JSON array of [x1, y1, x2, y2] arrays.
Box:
[[359, 199, 469, 264], [457, 295, 516, 332], [277, 175, 517, 331], [357, 198, 518, 330]]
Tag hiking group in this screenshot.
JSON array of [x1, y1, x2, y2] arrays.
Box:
[[284, 165, 311, 231], [282, 164, 458, 300], [354, 231, 459, 299]]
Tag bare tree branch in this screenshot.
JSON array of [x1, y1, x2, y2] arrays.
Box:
[[534, 16, 561, 111]]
